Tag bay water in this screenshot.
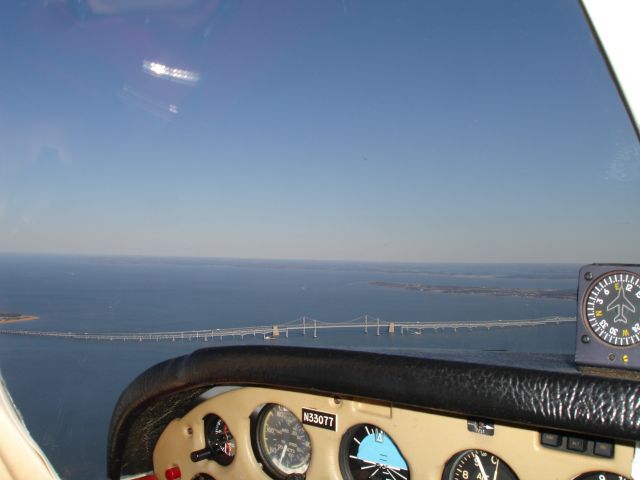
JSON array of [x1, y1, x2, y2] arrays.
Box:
[[0, 254, 578, 479]]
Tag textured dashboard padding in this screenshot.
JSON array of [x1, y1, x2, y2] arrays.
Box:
[[107, 346, 640, 478]]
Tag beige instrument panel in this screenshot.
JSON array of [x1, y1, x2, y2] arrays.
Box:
[[153, 386, 634, 480]]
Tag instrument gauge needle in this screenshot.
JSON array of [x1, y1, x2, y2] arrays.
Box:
[[279, 445, 288, 464], [492, 459, 499, 480], [474, 453, 489, 480]]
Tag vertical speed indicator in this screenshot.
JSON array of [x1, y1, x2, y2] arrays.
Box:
[[584, 271, 640, 346]]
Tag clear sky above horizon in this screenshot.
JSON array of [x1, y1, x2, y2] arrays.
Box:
[[1, 0, 639, 263]]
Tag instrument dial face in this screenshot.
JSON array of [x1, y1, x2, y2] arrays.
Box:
[[584, 271, 640, 346], [340, 424, 410, 480], [573, 473, 630, 480], [256, 404, 311, 478], [443, 449, 518, 480], [204, 414, 235, 466]]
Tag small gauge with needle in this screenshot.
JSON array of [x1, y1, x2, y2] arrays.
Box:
[[442, 449, 518, 480], [190, 414, 236, 466], [340, 424, 410, 480]]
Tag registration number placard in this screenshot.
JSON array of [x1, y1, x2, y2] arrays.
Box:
[[302, 408, 337, 431]]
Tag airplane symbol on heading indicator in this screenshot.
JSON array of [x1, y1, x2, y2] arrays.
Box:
[[607, 283, 636, 324]]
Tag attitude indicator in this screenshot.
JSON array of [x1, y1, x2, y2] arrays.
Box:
[[340, 424, 410, 480]]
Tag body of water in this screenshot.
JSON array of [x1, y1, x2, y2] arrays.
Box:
[[0, 254, 579, 479]]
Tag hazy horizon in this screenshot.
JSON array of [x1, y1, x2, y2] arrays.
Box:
[[0, 250, 586, 267]]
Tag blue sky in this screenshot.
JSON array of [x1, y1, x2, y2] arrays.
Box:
[[1, 0, 638, 263]]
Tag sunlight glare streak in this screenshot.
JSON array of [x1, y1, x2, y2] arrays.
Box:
[[142, 60, 200, 85]]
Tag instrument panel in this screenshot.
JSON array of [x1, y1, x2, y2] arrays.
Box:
[[151, 386, 634, 480]]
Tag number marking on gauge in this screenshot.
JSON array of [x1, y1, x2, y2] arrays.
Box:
[[583, 271, 640, 346], [301, 407, 337, 431]]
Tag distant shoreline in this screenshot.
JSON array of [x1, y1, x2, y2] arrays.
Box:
[[0, 313, 39, 324], [369, 281, 576, 300]]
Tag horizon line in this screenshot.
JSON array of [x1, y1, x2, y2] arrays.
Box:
[[0, 250, 585, 266]]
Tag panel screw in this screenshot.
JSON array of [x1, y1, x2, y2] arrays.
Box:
[[186, 427, 193, 435], [584, 272, 593, 281], [608, 353, 616, 361], [581, 335, 590, 344]]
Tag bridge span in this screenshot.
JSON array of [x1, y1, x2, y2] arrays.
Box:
[[0, 315, 575, 343]]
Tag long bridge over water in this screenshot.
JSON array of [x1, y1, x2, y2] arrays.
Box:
[[0, 315, 575, 343]]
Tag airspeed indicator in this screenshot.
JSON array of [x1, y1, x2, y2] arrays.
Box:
[[254, 404, 311, 479], [583, 271, 640, 346]]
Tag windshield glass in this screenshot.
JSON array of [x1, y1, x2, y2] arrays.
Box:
[[0, 1, 639, 478]]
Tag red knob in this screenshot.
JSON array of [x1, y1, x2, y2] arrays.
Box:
[[164, 466, 181, 480]]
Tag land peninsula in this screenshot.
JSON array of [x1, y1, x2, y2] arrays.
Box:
[[370, 282, 576, 300], [0, 312, 39, 324]]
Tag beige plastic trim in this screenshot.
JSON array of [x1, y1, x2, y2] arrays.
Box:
[[154, 386, 634, 480], [0, 376, 59, 480]]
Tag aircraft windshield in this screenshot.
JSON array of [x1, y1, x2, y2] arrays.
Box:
[[0, 1, 638, 478]]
